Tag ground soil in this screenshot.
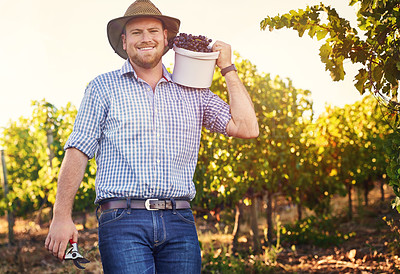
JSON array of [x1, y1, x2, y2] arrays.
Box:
[[1, 185, 400, 273], [274, 201, 400, 274]]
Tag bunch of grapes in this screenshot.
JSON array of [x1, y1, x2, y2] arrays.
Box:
[[169, 33, 213, 53]]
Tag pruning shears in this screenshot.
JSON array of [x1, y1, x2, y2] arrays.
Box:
[[64, 239, 90, 269]]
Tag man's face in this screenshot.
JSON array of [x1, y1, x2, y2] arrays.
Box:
[[122, 17, 168, 70]]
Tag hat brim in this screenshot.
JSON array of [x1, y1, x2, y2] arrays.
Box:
[[107, 15, 180, 59]]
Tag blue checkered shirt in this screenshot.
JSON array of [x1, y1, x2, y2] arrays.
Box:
[[65, 60, 231, 203]]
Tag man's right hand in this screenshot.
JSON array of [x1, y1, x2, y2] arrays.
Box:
[[45, 216, 78, 261]]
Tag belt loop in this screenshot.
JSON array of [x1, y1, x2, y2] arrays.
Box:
[[126, 197, 131, 214], [171, 198, 177, 214], [95, 205, 101, 221]]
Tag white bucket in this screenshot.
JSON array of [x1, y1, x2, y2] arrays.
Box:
[[172, 46, 220, 88]]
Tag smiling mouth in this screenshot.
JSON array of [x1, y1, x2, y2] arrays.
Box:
[[138, 46, 155, 51]]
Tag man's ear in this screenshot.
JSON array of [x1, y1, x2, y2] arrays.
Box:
[[122, 34, 127, 51], [164, 29, 168, 46]]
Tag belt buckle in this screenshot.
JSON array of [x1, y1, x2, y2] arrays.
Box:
[[145, 199, 159, 210]]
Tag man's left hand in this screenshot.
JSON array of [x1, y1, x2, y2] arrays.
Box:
[[212, 41, 232, 69]]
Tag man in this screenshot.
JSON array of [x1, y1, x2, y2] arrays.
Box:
[[45, 0, 258, 273]]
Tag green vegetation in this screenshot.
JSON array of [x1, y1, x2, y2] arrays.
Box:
[[260, 0, 400, 211], [0, 100, 97, 222], [281, 215, 356, 247]]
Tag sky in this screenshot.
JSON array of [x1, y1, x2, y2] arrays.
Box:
[[0, 0, 364, 129]]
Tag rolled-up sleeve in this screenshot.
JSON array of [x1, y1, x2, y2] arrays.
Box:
[[64, 80, 107, 159], [201, 89, 231, 136]]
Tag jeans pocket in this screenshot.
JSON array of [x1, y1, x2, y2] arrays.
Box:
[[175, 209, 196, 225], [98, 208, 127, 227]]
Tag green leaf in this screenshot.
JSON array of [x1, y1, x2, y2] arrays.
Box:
[[354, 69, 368, 93], [319, 43, 332, 63], [316, 29, 329, 40], [372, 65, 383, 83], [392, 197, 400, 212], [396, 62, 400, 71], [308, 25, 317, 38]]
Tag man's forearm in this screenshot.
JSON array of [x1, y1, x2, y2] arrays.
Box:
[[211, 40, 258, 138], [225, 71, 259, 138], [53, 148, 89, 218]]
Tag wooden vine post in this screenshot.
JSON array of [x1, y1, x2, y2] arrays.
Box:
[[1, 147, 14, 246]]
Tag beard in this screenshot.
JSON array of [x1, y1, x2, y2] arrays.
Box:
[[129, 44, 164, 69]]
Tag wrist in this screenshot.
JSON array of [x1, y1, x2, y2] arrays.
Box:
[[221, 64, 237, 76], [53, 205, 73, 219], [52, 211, 72, 220]]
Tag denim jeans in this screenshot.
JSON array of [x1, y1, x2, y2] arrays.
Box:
[[97, 207, 201, 274]]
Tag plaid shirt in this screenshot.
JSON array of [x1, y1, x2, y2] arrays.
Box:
[[65, 60, 231, 203]]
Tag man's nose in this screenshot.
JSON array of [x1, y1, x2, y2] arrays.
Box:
[[141, 31, 152, 42]]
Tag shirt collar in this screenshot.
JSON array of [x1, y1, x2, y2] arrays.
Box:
[[120, 59, 138, 79], [120, 59, 172, 83], [161, 65, 173, 82]]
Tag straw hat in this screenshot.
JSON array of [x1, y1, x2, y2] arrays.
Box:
[[107, 0, 180, 59]]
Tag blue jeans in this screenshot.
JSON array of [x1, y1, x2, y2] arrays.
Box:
[[97, 207, 201, 274]]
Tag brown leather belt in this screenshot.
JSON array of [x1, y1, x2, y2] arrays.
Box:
[[99, 198, 191, 211]]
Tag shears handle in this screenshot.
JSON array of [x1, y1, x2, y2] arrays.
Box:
[[64, 239, 78, 260]]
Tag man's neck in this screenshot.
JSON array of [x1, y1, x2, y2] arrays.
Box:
[[131, 61, 163, 91]]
